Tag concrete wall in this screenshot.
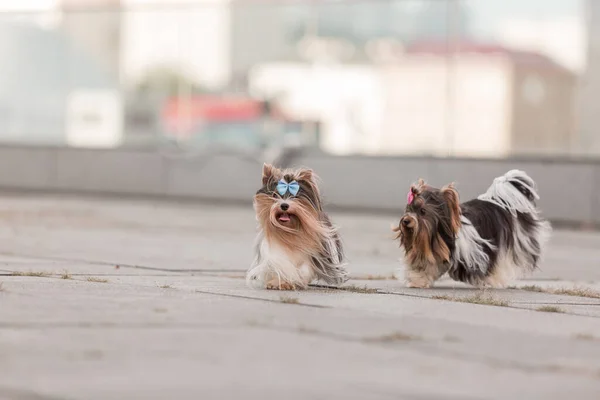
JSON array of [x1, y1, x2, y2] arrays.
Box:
[[0, 145, 598, 225], [296, 154, 599, 225]]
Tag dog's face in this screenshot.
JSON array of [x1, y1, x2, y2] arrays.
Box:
[[394, 179, 461, 265], [254, 164, 326, 248]]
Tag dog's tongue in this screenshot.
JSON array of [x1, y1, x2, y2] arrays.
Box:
[[279, 213, 291, 222]]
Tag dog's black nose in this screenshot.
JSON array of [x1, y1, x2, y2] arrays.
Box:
[[402, 218, 410, 226], [280, 203, 289, 211]]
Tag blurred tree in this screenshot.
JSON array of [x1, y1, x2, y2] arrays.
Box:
[[134, 67, 211, 97], [283, 1, 473, 53], [411, 1, 472, 41], [284, 1, 409, 46]]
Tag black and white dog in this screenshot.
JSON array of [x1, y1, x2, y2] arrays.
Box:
[[395, 170, 551, 288]]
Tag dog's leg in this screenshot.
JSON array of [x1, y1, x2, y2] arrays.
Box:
[[405, 263, 446, 288], [265, 263, 314, 290], [266, 279, 295, 290], [405, 269, 434, 288], [264, 267, 295, 290]]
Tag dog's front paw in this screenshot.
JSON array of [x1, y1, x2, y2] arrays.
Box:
[[406, 280, 432, 289], [404, 270, 435, 289], [266, 280, 295, 290]]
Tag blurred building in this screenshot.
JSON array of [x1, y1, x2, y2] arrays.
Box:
[[0, 0, 587, 155], [388, 43, 576, 157], [121, 0, 475, 90], [579, 0, 600, 156], [496, 17, 585, 73], [122, 0, 291, 91], [229, 2, 291, 87], [61, 0, 121, 77], [0, 20, 115, 145], [60, 0, 123, 147], [250, 42, 577, 157]]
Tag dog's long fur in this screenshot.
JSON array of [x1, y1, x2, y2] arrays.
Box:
[[246, 163, 347, 290], [394, 170, 551, 288]]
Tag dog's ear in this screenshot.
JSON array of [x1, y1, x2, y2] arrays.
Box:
[[262, 163, 279, 186], [297, 168, 322, 204], [411, 178, 426, 195], [297, 168, 315, 183], [441, 183, 461, 235]]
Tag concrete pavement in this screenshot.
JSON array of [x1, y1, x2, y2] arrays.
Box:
[[0, 194, 599, 399]]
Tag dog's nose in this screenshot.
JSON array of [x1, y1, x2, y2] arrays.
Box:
[[280, 203, 289, 211], [402, 218, 410, 226]]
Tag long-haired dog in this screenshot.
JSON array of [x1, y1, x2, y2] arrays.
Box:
[[246, 163, 347, 290], [394, 170, 551, 288]]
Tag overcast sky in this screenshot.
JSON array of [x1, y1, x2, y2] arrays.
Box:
[[0, 0, 583, 13], [0, 0, 585, 38], [468, 0, 583, 33]]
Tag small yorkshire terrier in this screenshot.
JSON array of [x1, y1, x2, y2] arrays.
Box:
[[246, 163, 348, 290], [394, 170, 551, 288]]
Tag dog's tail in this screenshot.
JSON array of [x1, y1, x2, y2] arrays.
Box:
[[478, 170, 540, 215]]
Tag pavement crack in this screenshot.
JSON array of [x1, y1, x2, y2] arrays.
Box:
[[0, 251, 245, 274], [0, 322, 233, 330], [194, 289, 330, 308], [513, 301, 600, 306]]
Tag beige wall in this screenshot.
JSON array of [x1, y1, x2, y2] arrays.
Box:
[[578, 0, 600, 155], [380, 60, 447, 155], [381, 56, 511, 157], [510, 64, 576, 155], [446, 57, 512, 157]]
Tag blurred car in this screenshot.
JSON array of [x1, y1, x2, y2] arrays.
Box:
[[160, 95, 315, 151]]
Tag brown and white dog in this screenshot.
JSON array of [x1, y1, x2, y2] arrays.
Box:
[[246, 164, 347, 290]]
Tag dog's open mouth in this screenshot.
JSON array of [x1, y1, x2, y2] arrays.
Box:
[[278, 212, 291, 223]]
